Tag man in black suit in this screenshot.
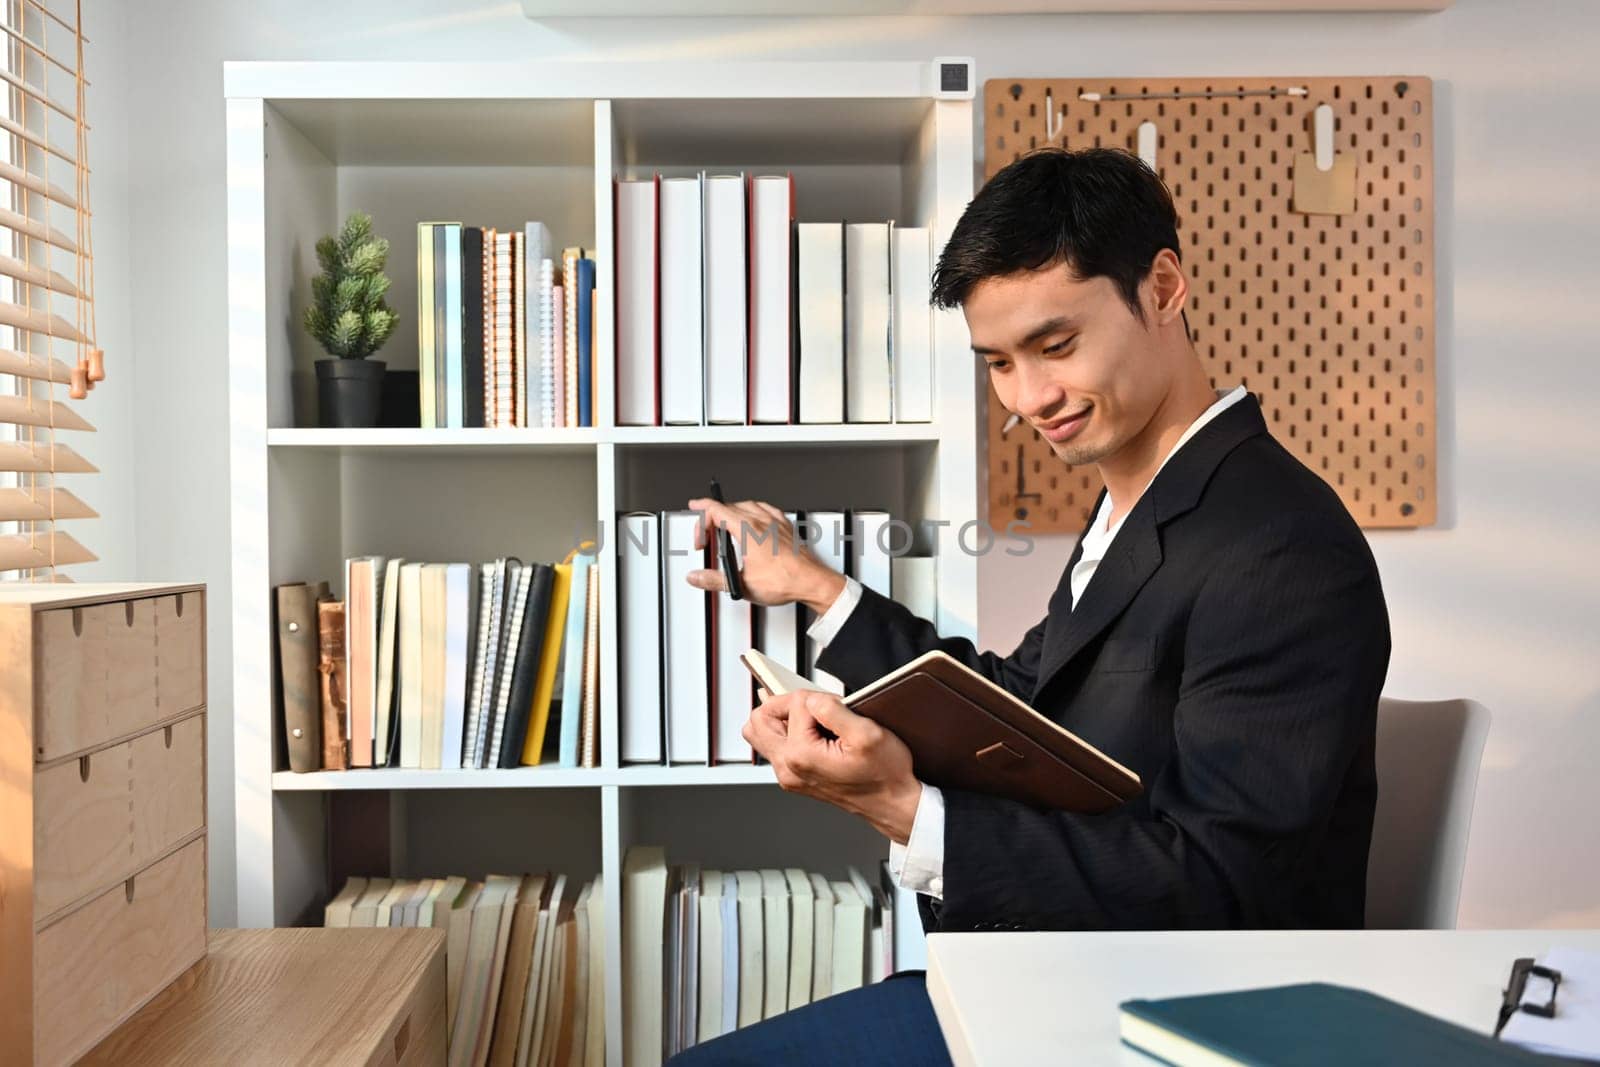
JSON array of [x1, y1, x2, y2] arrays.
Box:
[[671, 147, 1390, 1065]]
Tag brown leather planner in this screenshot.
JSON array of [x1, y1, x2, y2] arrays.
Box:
[[742, 648, 1141, 813], [317, 598, 349, 770], [275, 581, 328, 773]]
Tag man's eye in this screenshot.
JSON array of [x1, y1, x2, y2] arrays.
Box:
[[986, 359, 1010, 371], [1043, 337, 1075, 355]]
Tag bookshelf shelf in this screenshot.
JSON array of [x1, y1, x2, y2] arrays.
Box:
[[227, 59, 976, 1067], [267, 427, 600, 455], [270, 764, 784, 791]]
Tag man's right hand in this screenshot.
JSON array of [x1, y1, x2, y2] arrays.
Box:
[[685, 497, 846, 614]]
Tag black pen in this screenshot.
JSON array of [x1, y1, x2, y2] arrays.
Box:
[[708, 477, 744, 601]]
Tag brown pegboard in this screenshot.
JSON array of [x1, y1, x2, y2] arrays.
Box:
[[984, 76, 1436, 532]]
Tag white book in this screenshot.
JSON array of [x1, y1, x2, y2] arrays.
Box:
[[418, 877, 449, 928], [754, 510, 802, 684], [797, 222, 844, 423], [374, 557, 405, 766], [616, 178, 659, 427], [324, 876, 366, 928], [398, 562, 425, 769], [441, 562, 473, 770], [829, 880, 867, 995], [735, 871, 765, 1028], [853, 510, 893, 598], [703, 172, 747, 425], [713, 573, 754, 764], [720, 876, 739, 1038], [803, 511, 848, 695], [809, 873, 835, 1002], [748, 175, 793, 424], [679, 864, 701, 1053], [759, 869, 790, 1019], [619, 513, 664, 764], [698, 871, 725, 1045], [514, 877, 553, 1067], [444, 223, 464, 430], [891, 555, 938, 623], [623, 848, 669, 1067], [784, 869, 814, 1011], [892, 225, 933, 423], [377, 879, 411, 927], [419, 564, 448, 771], [344, 555, 384, 768], [524, 222, 552, 423], [850, 867, 886, 984], [514, 231, 528, 428], [661, 510, 710, 764], [879, 861, 897, 980], [660, 175, 704, 425], [527, 874, 567, 1067], [845, 222, 892, 423]]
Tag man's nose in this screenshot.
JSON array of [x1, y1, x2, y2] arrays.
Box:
[[1014, 361, 1064, 420]]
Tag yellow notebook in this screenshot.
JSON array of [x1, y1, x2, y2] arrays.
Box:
[[520, 555, 574, 765]]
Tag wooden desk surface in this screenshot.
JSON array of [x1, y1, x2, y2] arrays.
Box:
[[926, 929, 1600, 1067], [81, 927, 446, 1066]]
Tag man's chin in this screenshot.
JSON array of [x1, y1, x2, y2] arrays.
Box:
[[1049, 440, 1108, 467]]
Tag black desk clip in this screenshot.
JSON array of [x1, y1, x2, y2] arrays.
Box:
[[1496, 956, 1561, 1037]]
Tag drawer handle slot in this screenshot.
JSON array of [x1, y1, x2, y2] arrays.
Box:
[[79, 754, 91, 782], [125, 601, 136, 626], [165, 724, 174, 748], [125, 875, 136, 903], [72, 606, 83, 636], [393, 1015, 411, 1059], [175, 593, 187, 618]]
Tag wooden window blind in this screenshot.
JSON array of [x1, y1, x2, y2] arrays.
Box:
[[0, 0, 100, 579]]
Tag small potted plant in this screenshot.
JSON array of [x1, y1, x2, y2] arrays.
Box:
[[304, 211, 399, 427]]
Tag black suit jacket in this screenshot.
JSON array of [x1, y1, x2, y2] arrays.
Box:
[[816, 395, 1391, 933]]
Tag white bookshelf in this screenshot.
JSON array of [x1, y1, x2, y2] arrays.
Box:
[[226, 59, 976, 1066]]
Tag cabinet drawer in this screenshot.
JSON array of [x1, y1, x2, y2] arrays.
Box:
[[34, 836, 207, 1067], [33, 744, 135, 919], [33, 598, 158, 761], [33, 714, 205, 921], [155, 591, 205, 715], [130, 715, 205, 870]]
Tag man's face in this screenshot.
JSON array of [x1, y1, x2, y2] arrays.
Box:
[[965, 263, 1168, 467]]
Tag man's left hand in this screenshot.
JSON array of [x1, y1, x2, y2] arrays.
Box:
[[743, 689, 923, 845]]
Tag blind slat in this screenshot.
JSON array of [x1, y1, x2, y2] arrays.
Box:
[[0, 394, 95, 432], [0, 301, 90, 343], [0, 487, 97, 522], [0, 160, 81, 211], [0, 440, 98, 474], [0, 67, 84, 125], [0, 205, 80, 254], [0, 253, 83, 299], [0, 347, 74, 384], [0, 114, 78, 167], [0, 530, 96, 572]]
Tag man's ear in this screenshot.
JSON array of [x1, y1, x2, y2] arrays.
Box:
[[1145, 248, 1189, 328]]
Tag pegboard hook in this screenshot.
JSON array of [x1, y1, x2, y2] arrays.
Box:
[[1045, 88, 1063, 142]]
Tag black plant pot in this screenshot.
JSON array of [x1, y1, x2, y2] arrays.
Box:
[[315, 358, 386, 428]]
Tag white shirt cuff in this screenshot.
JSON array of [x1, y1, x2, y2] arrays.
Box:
[[887, 784, 945, 901], [805, 575, 863, 651]]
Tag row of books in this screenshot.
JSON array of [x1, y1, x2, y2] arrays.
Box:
[[623, 847, 898, 1066], [275, 548, 600, 773], [418, 221, 595, 429], [616, 172, 934, 426], [616, 509, 936, 765], [325, 873, 602, 1067]]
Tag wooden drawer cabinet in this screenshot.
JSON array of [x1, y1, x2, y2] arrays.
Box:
[[1, 582, 208, 1067]]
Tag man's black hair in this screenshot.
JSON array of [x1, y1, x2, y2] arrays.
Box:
[[930, 147, 1182, 319]]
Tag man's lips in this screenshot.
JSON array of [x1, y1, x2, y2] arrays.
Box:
[[1037, 407, 1091, 443]]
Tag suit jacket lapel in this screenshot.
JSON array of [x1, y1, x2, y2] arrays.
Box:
[[1031, 393, 1270, 700]]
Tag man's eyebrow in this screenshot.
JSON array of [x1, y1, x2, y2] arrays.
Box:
[[971, 316, 1077, 356]]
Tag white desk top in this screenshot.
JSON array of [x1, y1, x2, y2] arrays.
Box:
[[925, 929, 1600, 1066]]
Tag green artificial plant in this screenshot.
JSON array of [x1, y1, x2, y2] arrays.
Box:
[[303, 211, 400, 359]]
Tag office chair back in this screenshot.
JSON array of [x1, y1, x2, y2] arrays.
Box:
[[1366, 697, 1491, 929]]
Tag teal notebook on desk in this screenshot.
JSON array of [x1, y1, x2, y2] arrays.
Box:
[[1119, 983, 1556, 1066]]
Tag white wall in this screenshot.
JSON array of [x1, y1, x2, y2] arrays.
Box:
[[82, 0, 1599, 928]]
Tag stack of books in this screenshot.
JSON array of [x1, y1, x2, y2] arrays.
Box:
[[417, 222, 595, 429], [616, 509, 936, 765], [325, 874, 603, 1067], [622, 847, 897, 1065], [614, 173, 934, 427], [274, 547, 601, 772]]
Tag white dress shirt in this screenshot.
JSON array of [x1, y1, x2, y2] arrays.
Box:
[[810, 386, 1249, 900]]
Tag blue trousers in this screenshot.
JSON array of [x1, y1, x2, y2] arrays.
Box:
[[665, 971, 953, 1067]]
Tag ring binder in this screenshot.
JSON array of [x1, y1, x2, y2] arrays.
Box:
[[1497, 957, 1562, 1036]]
